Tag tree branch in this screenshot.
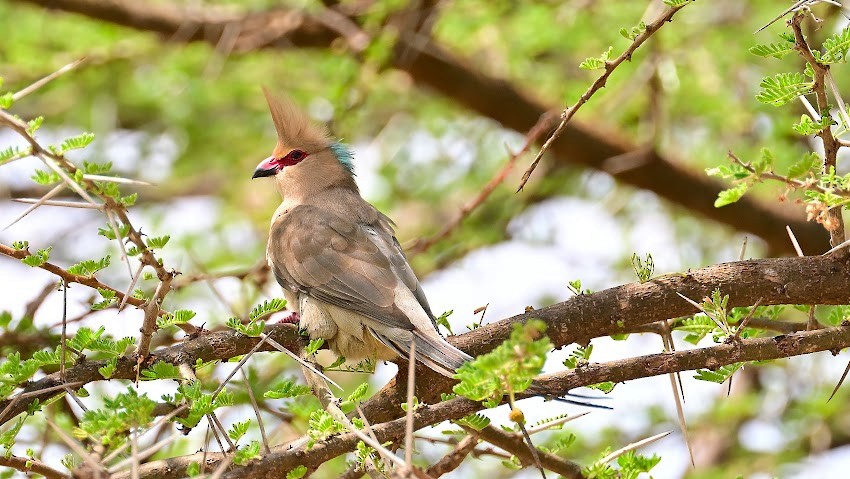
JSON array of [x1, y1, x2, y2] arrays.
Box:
[[0, 455, 71, 479], [6, 254, 840, 427], [112, 322, 850, 479], [358, 254, 850, 423]]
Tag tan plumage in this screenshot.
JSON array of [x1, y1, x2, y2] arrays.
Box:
[[255, 90, 472, 377]]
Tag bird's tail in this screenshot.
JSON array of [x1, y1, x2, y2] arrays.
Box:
[[411, 332, 473, 377], [378, 329, 610, 409], [375, 328, 472, 378]]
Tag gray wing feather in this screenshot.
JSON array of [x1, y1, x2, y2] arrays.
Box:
[[269, 205, 416, 331]]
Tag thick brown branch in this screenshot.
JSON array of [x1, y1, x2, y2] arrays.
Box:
[[425, 433, 479, 478], [0, 243, 148, 311], [2, 254, 847, 471], [10, 0, 830, 254], [118, 323, 850, 479], [0, 325, 306, 425], [475, 425, 583, 479], [0, 455, 71, 479], [359, 254, 850, 423]]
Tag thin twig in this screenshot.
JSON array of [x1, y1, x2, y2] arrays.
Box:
[[829, 359, 850, 401], [807, 304, 819, 331], [241, 369, 271, 455], [598, 431, 671, 464], [60, 280, 68, 382], [12, 57, 86, 101], [425, 433, 478, 478], [660, 321, 693, 466], [787, 226, 805, 257], [404, 341, 416, 470], [676, 292, 729, 335], [733, 297, 764, 341], [525, 412, 590, 435], [791, 12, 847, 248], [406, 112, 553, 255], [517, 2, 690, 191], [3, 183, 66, 229], [10, 198, 103, 209], [0, 455, 71, 479]]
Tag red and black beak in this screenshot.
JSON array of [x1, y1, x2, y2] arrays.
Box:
[[252, 156, 278, 179]]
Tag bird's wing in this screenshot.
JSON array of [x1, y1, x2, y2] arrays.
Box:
[[268, 205, 423, 332]]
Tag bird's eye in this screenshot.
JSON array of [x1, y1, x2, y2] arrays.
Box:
[[290, 150, 305, 160]]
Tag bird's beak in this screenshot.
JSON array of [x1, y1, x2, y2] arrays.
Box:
[[252, 156, 277, 179]]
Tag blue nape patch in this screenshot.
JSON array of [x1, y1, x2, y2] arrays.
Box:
[[329, 142, 355, 174]]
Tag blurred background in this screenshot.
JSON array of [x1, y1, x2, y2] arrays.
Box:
[[2, 0, 850, 477]]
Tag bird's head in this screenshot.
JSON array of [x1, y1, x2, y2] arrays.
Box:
[[252, 88, 354, 181]]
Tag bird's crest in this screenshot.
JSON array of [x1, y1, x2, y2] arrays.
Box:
[[262, 87, 330, 155]]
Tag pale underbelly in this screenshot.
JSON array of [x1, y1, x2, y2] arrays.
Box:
[[286, 291, 398, 362]]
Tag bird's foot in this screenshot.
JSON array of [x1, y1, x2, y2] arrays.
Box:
[[277, 311, 300, 325]]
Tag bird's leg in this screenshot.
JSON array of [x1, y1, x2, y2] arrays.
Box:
[[277, 311, 300, 324]]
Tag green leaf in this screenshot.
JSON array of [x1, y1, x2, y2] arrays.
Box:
[[630, 252, 654, 283], [119, 193, 138, 207], [435, 310, 454, 335], [226, 317, 265, 337], [619, 22, 646, 41], [26, 116, 43, 135], [59, 132, 95, 152], [563, 344, 593, 369], [787, 152, 820, 179], [11, 241, 28, 251], [92, 288, 118, 311], [0, 145, 28, 165], [306, 409, 345, 444], [82, 161, 112, 175], [76, 388, 157, 451], [157, 310, 196, 329], [145, 235, 170, 249], [228, 420, 251, 442], [340, 383, 369, 410], [30, 169, 60, 185], [617, 451, 662, 477], [580, 46, 613, 70], [454, 320, 552, 408], [587, 381, 616, 394], [67, 255, 111, 277], [694, 362, 744, 383], [61, 453, 80, 471], [305, 338, 324, 356], [793, 114, 834, 136], [21, 247, 51, 267], [827, 306, 850, 326], [141, 361, 182, 381], [749, 41, 794, 59], [756, 73, 813, 106], [714, 183, 748, 207], [675, 315, 716, 344], [0, 92, 13, 109], [454, 413, 490, 431], [249, 298, 287, 321], [98, 358, 118, 379], [286, 465, 308, 479], [98, 223, 129, 240], [663, 0, 693, 6], [820, 26, 850, 63], [264, 379, 312, 399], [186, 462, 201, 477]]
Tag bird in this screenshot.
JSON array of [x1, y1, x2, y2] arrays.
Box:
[[252, 89, 472, 377]]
